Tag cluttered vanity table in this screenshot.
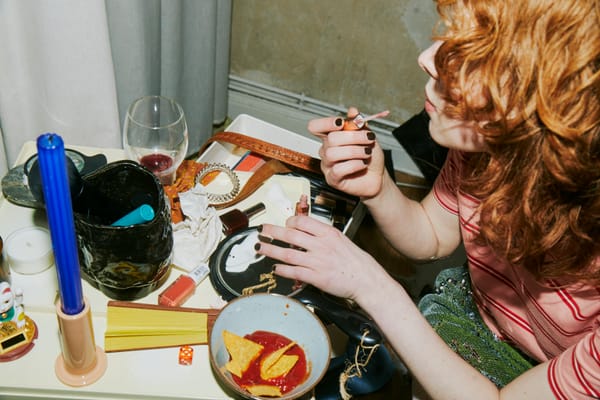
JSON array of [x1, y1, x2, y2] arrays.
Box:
[[0, 114, 410, 400], [0, 140, 234, 400]]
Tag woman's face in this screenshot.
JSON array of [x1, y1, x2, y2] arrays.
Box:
[[418, 41, 487, 152]]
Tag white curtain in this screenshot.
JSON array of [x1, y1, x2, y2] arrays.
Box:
[[0, 0, 231, 177]]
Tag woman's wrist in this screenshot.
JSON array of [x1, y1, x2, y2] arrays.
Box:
[[360, 170, 394, 207], [353, 264, 405, 314]]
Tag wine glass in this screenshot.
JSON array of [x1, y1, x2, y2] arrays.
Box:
[[123, 95, 189, 185]]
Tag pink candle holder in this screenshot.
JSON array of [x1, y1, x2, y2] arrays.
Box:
[[55, 299, 107, 386]]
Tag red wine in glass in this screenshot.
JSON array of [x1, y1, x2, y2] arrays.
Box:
[[139, 153, 173, 173]]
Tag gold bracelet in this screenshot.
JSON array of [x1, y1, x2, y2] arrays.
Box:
[[195, 163, 241, 205]]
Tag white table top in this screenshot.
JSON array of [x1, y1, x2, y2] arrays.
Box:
[[0, 141, 233, 400]]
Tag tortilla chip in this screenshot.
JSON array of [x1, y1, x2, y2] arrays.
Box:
[[245, 384, 283, 397], [223, 330, 264, 378], [262, 354, 299, 380], [261, 341, 295, 370], [260, 341, 298, 380]]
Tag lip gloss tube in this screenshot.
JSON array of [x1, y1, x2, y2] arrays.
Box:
[[292, 194, 309, 285], [295, 194, 309, 216], [158, 263, 209, 307]]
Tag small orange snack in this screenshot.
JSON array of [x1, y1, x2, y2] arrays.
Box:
[[178, 345, 194, 365], [223, 330, 309, 397]]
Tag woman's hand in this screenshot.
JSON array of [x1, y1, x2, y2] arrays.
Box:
[[255, 216, 386, 303], [307, 108, 387, 199]]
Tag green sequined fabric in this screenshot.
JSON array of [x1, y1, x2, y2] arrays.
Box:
[[418, 266, 536, 387]]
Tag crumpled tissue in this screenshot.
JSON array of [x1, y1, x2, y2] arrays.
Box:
[[172, 184, 222, 272]]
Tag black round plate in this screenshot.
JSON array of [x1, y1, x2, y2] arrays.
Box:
[[209, 227, 304, 301]]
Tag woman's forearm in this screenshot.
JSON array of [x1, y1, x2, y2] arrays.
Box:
[[361, 173, 459, 260], [357, 270, 553, 400], [356, 271, 503, 399]]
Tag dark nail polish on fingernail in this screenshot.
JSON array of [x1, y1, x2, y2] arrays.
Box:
[[364, 147, 372, 155], [254, 243, 261, 251], [335, 117, 343, 127], [363, 159, 369, 165], [367, 131, 376, 140], [258, 234, 273, 243], [257, 225, 263, 232]]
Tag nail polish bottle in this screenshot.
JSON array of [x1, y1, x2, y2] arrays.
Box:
[[220, 202, 266, 235]]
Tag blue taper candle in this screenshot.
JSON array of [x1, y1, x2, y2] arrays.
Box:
[[37, 133, 84, 315]]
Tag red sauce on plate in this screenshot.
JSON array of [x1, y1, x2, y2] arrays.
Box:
[[232, 330, 309, 394]]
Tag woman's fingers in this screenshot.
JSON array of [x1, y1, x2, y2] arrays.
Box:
[[324, 129, 376, 147], [254, 238, 308, 268], [321, 137, 374, 161], [256, 218, 341, 262], [319, 130, 377, 169], [255, 219, 376, 300], [285, 214, 343, 238], [306, 107, 364, 137], [255, 221, 335, 287], [259, 217, 337, 249], [271, 263, 311, 282], [347, 106, 359, 118], [307, 116, 344, 136]]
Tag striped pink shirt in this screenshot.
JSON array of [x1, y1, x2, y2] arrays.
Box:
[[433, 150, 600, 399]]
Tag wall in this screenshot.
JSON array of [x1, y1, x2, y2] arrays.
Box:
[[229, 0, 438, 125]]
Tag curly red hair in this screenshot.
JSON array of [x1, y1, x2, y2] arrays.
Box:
[[433, 0, 600, 283]]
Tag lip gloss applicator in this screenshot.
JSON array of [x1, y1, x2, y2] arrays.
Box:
[[344, 110, 390, 130]]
